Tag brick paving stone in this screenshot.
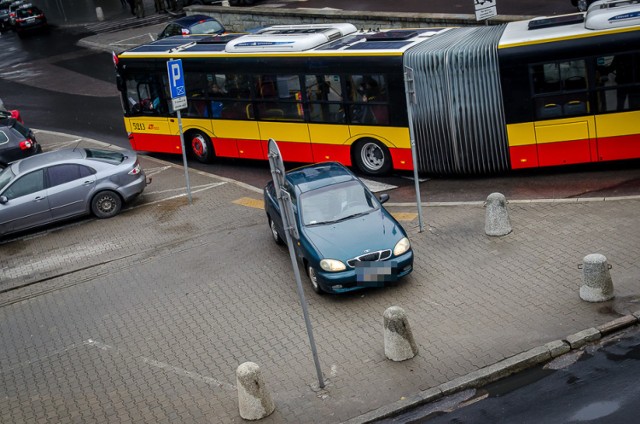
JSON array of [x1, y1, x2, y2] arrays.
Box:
[[1, 134, 639, 423]]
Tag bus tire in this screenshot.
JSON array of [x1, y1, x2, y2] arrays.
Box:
[[353, 138, 392, 176], [188, 131, 215, 163]]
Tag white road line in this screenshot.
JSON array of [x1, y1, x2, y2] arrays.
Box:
[[84, 339, 234, 390]]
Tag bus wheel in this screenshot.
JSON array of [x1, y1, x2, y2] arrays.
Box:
[[189, 131, 214, 163], [353, 138, 391, 176]]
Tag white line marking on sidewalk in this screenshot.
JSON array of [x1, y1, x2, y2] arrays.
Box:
[[83, 338, 234, 390]]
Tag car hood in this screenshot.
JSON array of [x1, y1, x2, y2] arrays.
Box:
[[301, 209, 406, 260]]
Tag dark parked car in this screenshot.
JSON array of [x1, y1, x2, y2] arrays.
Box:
[[0, 117, 40, 166], [0, 0, 12, 31], [264, 162, 413, 294], [157, 14, 225, 39], [0, 147, 148, 237], [14, 3, 47, 36]]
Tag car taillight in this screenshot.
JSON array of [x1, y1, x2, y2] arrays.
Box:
[[19, 140, 33, 150], [128, 163, 141, 175]]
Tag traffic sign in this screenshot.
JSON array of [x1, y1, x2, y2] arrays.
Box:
[[167, 59, 186, 99], [474, 0, 497, 21]]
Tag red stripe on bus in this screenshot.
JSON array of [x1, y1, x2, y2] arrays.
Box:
[[130, 133, 182, 154], [596, 134, 640, 161], [389, 147, 413, 171]]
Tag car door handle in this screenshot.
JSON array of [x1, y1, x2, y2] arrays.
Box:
[[34, 196, 46, 201], [83, 180, 95, 185]]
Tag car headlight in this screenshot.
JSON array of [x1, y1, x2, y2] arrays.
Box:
[[393, 237, 411, 256], [320, 259, 346, 272]]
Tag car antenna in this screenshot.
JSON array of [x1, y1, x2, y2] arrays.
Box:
[[72, 139, 82, 152]]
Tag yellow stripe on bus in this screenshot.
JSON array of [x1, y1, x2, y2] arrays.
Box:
[[595, 110, 640, 137]]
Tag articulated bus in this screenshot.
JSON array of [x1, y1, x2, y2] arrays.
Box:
[[115, 0, 640, 175]]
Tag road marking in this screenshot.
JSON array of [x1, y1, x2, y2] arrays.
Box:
[[233, 197, 264, 209], [391, 212, 417, 222], [84, 339, 234, 390]]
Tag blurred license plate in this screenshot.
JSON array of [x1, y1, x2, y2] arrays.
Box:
[[355, 261, 398, 286], [26, 17, 35, 22]]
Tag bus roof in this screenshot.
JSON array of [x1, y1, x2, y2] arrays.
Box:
[[499, 0, 640, 49], [118, 24, 451, 59]]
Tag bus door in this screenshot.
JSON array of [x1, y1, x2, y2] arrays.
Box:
[[254, 75, 312, 162], [531, 60, 596, 167], [592, 53, 640, 162], [124, 75, 176, 155]]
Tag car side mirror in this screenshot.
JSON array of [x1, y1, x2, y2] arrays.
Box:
[[0, 195, 7, 205], [379, 193, 389, 204]]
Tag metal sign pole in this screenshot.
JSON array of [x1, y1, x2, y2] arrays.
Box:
[[167, 58, 192, 205], [404, 66, 425, 232], [176, 109, 192, 205], [267, 139, 325, 389]]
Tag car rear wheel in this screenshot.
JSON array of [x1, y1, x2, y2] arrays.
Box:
[[307, 265, 324, 294], [189, 131, 215, 163], [268, 216, 284, 245], [91, 190, 122, 219], [353, 138, 392, 176]]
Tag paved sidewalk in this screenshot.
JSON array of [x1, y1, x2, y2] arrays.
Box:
[[1, 131, 639, 423]]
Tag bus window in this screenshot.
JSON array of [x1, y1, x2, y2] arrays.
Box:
[[214, 73, 252, 120], [124, 73, 168, 116], [348, 74, 389, 125], [305, 74, 344, 124], [596, 53, 640, 113], [531, 60, 589, 120], [255, 74, 304, 121], [184, 71, 208, 118]]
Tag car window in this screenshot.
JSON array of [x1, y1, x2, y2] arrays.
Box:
[[190, 20, 224, 34], [167, 24, 182, 37], [47, 164, 94, 188], [0, 166, 16, 192], [300, 180, 377, 225], [0, 129, 9, 145], [3, 169, 44, 200], [84, 148, 124, 164]]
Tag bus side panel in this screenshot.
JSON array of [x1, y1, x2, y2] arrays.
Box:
[[124, 117, 180, 154], [595, 111, 640, 161], [258, 122, 312, 162], [506, 123, 538, 169], [349, 126, 413, 170], [534, 118, 595, 166], [212, 120, 261, 159], [308, 124, 352, 165]]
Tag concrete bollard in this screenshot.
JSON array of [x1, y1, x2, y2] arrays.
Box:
[[96, 7, 104, 21], [484, 192, 512, 236], [236, 362, 275, 420], [579, 253, 614, 302], [384, 306, 418, 361]]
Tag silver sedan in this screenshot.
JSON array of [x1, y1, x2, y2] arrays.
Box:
[[0, 147, 148, 237]]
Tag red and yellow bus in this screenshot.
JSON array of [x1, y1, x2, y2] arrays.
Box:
[[115, 1, 640, 175]]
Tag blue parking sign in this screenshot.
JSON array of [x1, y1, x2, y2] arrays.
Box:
[[167, 59, 186, 99]]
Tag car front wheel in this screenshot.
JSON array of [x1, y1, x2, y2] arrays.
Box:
[[307, 265, 324, 294], [91, 190, 122, 219], [268, 216, 284, 245]]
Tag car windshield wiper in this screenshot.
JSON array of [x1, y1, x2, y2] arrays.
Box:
[[315, 210, 371, 226]]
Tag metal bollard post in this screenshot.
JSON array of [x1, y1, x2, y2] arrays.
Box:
[[236, 362, 275, 420], [484, 192, 512, 236], [95, 7, 104, 21], [579, 253, 614, 302], [384, 306, 418, 361]]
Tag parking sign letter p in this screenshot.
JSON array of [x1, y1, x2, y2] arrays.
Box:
[[171, 63, 181, 86]]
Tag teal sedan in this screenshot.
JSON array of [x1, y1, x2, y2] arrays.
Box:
[[264, 162, 413, 294]]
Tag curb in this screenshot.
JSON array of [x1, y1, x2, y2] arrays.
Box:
[[346, 312, 640, 424]]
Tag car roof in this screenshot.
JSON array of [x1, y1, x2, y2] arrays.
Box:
[[172, 14, 217, 26], [286, 162, 357, 194], [15, 148, 85, 174]]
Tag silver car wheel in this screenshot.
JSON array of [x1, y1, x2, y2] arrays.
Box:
[[307, 265, 323, 294]]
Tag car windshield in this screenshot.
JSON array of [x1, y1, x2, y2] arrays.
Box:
[[84, 148, 124, 164], [0, 166, 16, 192], [300, 180, 378, 226], [190, 20, 224, 34]]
